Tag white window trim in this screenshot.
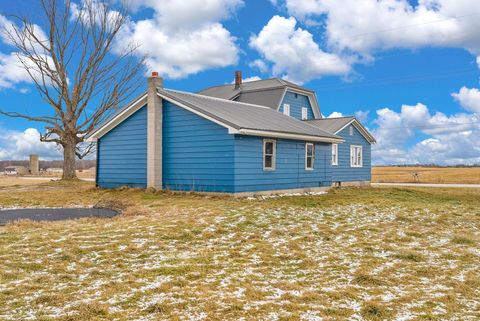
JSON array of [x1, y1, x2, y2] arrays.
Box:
[[283, 104, 290, 116], [332, 143, 338, 166], [349, 126, 354, 136], [305, 142, 315, 170], [350, 145, 363, 168], [263, 139, 276, 171], [301, 107, 308, 120]]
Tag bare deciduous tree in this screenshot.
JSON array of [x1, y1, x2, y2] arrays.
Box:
[[0, 0, 145, 179]]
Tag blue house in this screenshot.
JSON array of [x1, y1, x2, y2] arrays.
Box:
[[87, 72, 375, 195]]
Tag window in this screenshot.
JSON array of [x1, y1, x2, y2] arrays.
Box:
[[305, 143, 315, 170], [283, 104, 290, 116], [332, 143, 338, 166], [350, 145, 363, 167], [263, 139, 276, 170], [349, 126, 353, 136], [301, 107, 308, 120]]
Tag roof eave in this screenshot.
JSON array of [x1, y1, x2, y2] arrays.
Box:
[[236, 128, 344, 143], [85, 93, 148, 141]]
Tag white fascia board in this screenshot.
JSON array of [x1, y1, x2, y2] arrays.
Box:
[[86, 94, 148, 141], [156, 92, 239, 132], [237, 128, 345, 143], [335, 119, 376, 144]]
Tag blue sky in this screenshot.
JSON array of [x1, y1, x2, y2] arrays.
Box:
[[0, 0, 480, 164]]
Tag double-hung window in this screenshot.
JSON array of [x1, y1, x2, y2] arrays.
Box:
[[283, 104, 290, 116], [332, 143, 338, 166], [305, 143, 315, 170], [263, 139, 276, 170], [350, 145, 363, 167], [301, 107, 308, 120]]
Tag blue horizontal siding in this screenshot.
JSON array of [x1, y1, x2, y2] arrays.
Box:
[[162, 100, 235, 193], [278, 91, 315, 120], [97, 106, 147, 188], [234, 136, 332, 193], [331, 125, 372, 182]]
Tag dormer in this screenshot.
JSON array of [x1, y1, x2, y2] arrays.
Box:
[[198, 72, 322, 120]]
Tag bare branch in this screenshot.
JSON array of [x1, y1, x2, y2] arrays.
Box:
[[76, 141, 96, 159], [1, 0, 145, 179], [0, 110, 60, 126]]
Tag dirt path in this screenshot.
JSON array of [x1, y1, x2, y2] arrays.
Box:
[[373, 182, 480, 188]]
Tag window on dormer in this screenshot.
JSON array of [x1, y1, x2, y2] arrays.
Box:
[[349, 126, 353, 136], [283, 104, 290, 116], [301, 107, 308, 120]]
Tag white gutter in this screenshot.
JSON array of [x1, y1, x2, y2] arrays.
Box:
[[237, 128, 345, 143]]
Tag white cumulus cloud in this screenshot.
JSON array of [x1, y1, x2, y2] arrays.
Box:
[[371, 103, 480, 165], [0, 53, 33, 89], [452, 86, 480, 113], [249, 15, 350, 84], [327, 111, 344, 118], [230, 75, 261, 84], [280, 0, 480, 61], [115, 0, 242, 79], [0, 127, 61, 160]]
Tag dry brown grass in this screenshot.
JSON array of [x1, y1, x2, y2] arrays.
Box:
[[0, 176, 56, 188], [0, 180, 479, 320], [372, 166, 480, 184], [0, 170, 94, 188]]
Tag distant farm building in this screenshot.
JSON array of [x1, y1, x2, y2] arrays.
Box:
[[46, 168, 63, 174], [4, 166, 28, 176]]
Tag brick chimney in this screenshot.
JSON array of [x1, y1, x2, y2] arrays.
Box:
[[148, 71, 163, 89], [147, 72, 163, 189], [234, 70, 242, 89]]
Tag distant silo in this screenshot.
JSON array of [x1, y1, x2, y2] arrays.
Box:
[[30, 154, 39, 175]]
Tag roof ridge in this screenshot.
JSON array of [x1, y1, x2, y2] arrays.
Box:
[[199, 77, 293, 91], [164, 88, 271, 109], [299, 118, 346, 137]]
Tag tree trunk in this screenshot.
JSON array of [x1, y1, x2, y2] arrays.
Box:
[[62, 139, 77, 180]]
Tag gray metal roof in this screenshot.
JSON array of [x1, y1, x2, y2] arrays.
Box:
[[306, 117, 355, 133], [234, 88, 285, 109], [306, 117, 376, 143], [159, 89, 342, 142], [198, 78, 314, 110]]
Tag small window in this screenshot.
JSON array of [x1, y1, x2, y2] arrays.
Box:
[[294, 93, 298, 98], [263, 139, 276, 170], [305, 143, 315, 170], [350, 145, 363, 168], [332, 143, 338, 166], [301, 107, 308, 120], [283, 104, 290, 116], [349, 126, 353, 136]]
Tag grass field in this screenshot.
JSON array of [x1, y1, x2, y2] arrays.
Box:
[[372, 166, 480, 184], [0, 180, 479, 320]]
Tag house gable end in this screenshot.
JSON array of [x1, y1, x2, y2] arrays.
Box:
[[97, 106, 148, 188], [334, 119, 376, 144]]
